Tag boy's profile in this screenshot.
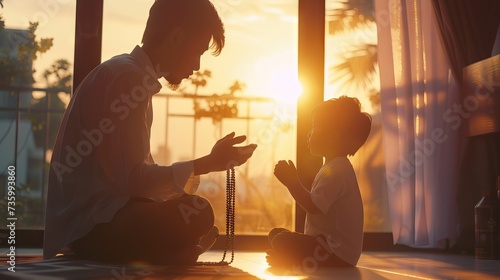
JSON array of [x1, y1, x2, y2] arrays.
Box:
[[267, 96, 372, 268]]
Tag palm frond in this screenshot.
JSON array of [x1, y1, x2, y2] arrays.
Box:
[[326, 0, 375, 35], [329, 43, 377, 92]]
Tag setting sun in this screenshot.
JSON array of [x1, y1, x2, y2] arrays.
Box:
[[244, 52, 302, 104], [269, 68, 303, 103]]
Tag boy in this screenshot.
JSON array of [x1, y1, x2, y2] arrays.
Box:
[[267, 96, 371, 268]]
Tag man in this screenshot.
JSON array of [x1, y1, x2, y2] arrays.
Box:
[[44, 0, 257, 264]]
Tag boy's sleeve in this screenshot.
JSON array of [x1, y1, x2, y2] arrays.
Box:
[[310, 165, 346, 213]]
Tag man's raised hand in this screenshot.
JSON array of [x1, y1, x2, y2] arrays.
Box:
[[209, 132, 257, 172]]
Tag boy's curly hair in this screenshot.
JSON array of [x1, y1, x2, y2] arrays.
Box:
[[313, 96, 372, 156]]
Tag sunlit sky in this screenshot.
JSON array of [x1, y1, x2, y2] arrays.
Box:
[[2, 0, 377, 101], [1, 0, 378, 160], [1, 0, 389, 232], [2, 0, 301, 100]]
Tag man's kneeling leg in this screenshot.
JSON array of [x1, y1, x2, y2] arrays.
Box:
[[72, 195, 215, 264]]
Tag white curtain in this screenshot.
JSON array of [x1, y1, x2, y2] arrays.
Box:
[[375, 0, 461, 248]]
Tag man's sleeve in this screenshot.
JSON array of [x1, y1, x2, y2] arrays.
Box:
[[96, 70, 199, 199], [132, 161, 200, 199]]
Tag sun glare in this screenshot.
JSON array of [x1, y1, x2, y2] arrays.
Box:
[[269, 69, 303, 104], [247, 53, 302, 104]]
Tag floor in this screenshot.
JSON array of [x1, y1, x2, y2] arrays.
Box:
[[6, 249, 500, 279], [199, 251, 500, 280]]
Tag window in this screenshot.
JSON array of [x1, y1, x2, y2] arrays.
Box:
[[0, 0, 75, 229], [325, 0, 390, 232], [102, 0, 299, 235], [0, 0, 391, 241]]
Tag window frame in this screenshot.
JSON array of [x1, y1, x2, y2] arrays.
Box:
[[0, 0, 396, 252]]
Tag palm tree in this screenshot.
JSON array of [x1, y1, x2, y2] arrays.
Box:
[[327, 0, 374, 34], [326, 0, 379, 108]]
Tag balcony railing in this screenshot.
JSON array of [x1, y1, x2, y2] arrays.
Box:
[[1, 87, 296, 234]]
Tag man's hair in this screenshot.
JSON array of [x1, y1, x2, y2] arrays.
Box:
[[313, 96, 372, 156], [142, 0, 225, 55]]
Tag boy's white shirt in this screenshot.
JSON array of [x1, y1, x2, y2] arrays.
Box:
[[305, 156, 364, 266]]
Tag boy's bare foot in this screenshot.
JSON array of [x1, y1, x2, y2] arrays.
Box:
[[266, 249, 295, 268]]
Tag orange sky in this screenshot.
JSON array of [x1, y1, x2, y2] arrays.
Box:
[[2, 0, 301, 159], [2, 0, 378, 106], [1, 0, 389, 232], [2, 0, 378, 161], [2, 0, 300, 99]]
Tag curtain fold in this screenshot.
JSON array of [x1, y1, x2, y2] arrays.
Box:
[[431, 0, 500, 253], [375, 0, 460, 248], [431, 0, 500, 84]]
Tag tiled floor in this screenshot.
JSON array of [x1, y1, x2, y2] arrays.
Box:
[[199, 251, 500, 280]]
